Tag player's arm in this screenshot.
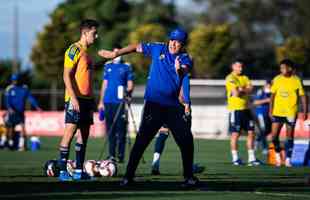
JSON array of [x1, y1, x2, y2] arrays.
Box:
[[63, 68, 80, 111], [25, 88, 42, 111], [300, 95, 308, 120], [253, 91, 270, 106], [239, 78, 253, 95], [98, 44, 141, 59], [4, 87, 14, 113], [298, 79, 308, 120], [269, 93, 275, 118], [98, 80, 107, 110], [126, 64, 135, 101]]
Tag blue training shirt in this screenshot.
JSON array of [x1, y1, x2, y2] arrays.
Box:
[[141, 42, 193, 106], [103, 61, 134, 104], [253, 88, 271, 116], [4, 84, 39, 113]]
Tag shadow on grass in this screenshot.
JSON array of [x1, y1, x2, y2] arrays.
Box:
[[0, 178, 309, 196]]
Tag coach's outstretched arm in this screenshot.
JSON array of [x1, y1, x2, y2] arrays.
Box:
[[98, 44, 141, 59]]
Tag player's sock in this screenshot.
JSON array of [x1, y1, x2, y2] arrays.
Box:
[[8, 139, 14, 147], [284, 138, 294, 159], [0, 134, 7, 146], [75, 143, 86, 170], [248, 149, 256, 162], [18, 136, 25, 150], [59, 146, 69, 171], [231, 150, 239, 162], [154, 132, 168, 154], [152, 152, 161, 170]]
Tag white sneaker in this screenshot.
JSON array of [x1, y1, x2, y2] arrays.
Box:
[[285, 158, 292, 167]]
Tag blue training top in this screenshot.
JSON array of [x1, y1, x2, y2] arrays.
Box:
[[141, 42, 193, 106], [253, 88, 271, 116], [103, 61, 134, 104], [4, 84, 39, 113]]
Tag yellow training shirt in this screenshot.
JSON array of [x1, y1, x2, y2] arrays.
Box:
[[271, 75, 305, 117], [225, 73, 251, 111]]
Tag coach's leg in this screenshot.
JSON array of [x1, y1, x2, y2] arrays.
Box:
[[124, 102, 163, 180], [117, 105, 127, 162], [105, 103, 117, 159], [167, 106, 194, 180]]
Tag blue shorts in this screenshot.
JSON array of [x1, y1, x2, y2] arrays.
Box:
[[64, 98, 95, 125], [271, 116, 296, 128], [229, 110, 255, 133], [4, 111, 25, 127]]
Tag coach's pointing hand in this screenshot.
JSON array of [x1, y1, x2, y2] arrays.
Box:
[[98, 49, 117, 59]]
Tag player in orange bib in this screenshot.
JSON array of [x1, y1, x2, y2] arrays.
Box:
[[57, 19, 99, 181]]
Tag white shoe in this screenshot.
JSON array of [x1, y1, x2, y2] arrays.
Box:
[[285, 158, 292, 167]]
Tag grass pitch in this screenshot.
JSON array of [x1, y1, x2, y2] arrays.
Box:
[[0, 137, 309, 200]]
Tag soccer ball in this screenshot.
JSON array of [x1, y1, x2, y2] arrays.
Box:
[[98, 160, 117, 177], [84, 160, 100, 177], [66, 160, 76, 176], [44, 159, 60, 177]]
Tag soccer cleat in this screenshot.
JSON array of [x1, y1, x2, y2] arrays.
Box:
[[285, 158, 292, 167], [72, 170, 93, 180], [248, 159, 263, 166], [181, 176, 200, 188], [232, 159, 244, 166], [120, 177, 134, 186], [58, 170, 73, 182]]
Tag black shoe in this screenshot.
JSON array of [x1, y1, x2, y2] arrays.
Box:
[[120, 177, 134, 186], [181, 177, 200, 188], [151, 168, 160, 175]]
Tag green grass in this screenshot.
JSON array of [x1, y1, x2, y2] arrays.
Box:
[[0, 137, 310, 200]]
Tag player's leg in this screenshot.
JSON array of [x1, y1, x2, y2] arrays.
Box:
[[18, 123, 26, 151], [122, 102, 163, 185], [262, 116, 272, 155], [167, 105, 198, 186], [270, 117, 283, 166], [245, 110, 262, 166], [116, 104, 127, 163], [72, 98, 94, 180], [229, 111, 242, 165], [255, 114, 265, 151], [58, 100, 80, 181], [4, 113, 15, 149], [284, 118, 296, 167], [151, 126, 169, 175], [73, 125, 91, 179]]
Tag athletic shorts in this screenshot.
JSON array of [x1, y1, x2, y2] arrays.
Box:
[[3, 111, 25, 127], [229, 109, 255, 133], [64, 98, 95, 125], [271, 116, 296, 128]]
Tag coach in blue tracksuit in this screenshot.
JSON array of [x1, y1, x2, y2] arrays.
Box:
[[4, 74, 41, 150], [253, 80, 272, 154], [98, 28, 198, 187], [98, 53, 134, 163]]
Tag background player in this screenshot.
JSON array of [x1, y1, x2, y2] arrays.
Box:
[[3, 74, 41, 151], [98, 28, 199, 187], [269, 59, 307, 167], [57, 19, 99, 181], [253, 80, 272, 155], [225, 60, 262, 166], [98, 51, 134, 163]]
